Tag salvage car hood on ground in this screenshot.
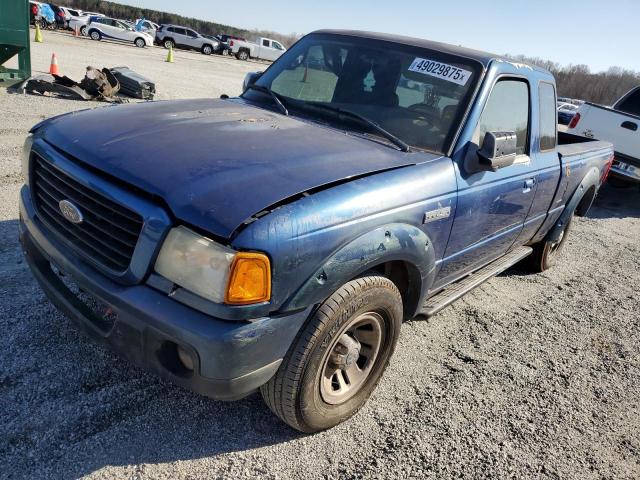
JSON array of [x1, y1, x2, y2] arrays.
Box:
[[35, 98, 432, 238]]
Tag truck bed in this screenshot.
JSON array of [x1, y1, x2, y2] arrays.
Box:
[[557, 131, 613, 159]]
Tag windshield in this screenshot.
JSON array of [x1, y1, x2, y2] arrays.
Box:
[[248, 33, 481, 153]]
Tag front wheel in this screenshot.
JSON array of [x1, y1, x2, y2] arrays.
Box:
[[261, 276, 403, 432], [80, 25, 88, 36], [134, 37, 146, 48], [163, 39, 174, 49]]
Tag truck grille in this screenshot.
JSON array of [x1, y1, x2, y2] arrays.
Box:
[[32, 154, 144, 272]]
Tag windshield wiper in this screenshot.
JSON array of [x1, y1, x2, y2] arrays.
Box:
[[244, 84, 288, 116], [304, 103, 410, 152]]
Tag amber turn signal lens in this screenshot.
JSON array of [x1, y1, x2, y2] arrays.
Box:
[[225, 252, 271, 305]]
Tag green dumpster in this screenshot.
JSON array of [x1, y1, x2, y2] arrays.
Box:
[[0, 0, 31, 85]]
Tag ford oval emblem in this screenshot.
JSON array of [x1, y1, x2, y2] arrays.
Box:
[[58, 199, 84, 224]]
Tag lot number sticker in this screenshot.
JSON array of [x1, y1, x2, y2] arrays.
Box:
[[408, 58, 472, 86]]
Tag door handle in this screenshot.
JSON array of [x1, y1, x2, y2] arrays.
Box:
[[523, 178, 536, 192], [621, 121, 638, 131]]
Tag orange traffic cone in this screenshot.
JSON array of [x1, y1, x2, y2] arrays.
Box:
[[73, 25, 79, 37], [49, 53, 60, 75]]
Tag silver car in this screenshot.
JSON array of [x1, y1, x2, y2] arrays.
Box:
[[156, 24, 219, 55]]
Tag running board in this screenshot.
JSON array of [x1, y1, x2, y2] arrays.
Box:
[[421, 246, 533, 317]]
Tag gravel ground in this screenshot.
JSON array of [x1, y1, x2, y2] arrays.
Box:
[[2, 31, 640, 480]]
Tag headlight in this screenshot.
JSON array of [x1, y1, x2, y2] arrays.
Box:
[[22, 134, 34, 182], [155, 226, 271, 305]]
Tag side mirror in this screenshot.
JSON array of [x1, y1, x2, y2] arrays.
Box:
[[477, 131, 517, 171], [242, 71, 263, 92]]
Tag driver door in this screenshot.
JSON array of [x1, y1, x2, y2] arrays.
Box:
[[436, 78, 537, 285]]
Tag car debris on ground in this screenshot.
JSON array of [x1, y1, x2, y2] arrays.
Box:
[[14, 65, 155, 102]]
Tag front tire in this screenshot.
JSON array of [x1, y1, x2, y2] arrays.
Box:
[[134, 37, 146, 48], [163, 39, 174, 49], [80, 25, 88, 36], [261, 276, 403, 432]]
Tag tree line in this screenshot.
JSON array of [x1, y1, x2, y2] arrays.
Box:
[[507, 54, 640, 105], [62, 0, 301, 47]]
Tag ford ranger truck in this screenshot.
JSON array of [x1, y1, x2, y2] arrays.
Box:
[[19, 30, 614, 432], [567, 86, 640, 187]]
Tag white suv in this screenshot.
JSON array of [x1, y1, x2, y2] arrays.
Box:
[[87, 17, 155, 48]]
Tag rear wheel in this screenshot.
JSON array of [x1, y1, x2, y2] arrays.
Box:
[[89, 30, 101, 41], [134, 37, 145, 48], [236, 49, 249, 61], [261, 276, 403, 432], [163, 39, 174, 49], [80, 25, 88, 36], [529, 215, 573, 272]]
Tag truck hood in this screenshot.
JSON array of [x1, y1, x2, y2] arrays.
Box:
[[36, 99, 430, 238]]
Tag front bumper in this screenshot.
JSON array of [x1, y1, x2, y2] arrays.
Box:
[[19, 185, 311, 400]]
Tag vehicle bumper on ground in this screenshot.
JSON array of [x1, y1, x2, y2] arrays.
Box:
[[19, 186, 311, 401]]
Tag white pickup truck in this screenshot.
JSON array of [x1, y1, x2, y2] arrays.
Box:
[[567, 87, 640, 186], [230, 37, 286, 61]]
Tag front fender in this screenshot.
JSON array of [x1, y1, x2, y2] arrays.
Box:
[[282, 223, 436, 313], [547, 166, 600, 242]]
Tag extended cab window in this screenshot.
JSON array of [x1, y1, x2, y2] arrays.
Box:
[[262, 39, 270, 47], [254, 34, 481, 153], [616, 89, 640, 117], [539, 82, 557, 151], [478, 79, 530, 156]]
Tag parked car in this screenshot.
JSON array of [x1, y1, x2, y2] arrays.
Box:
[[567, 86, 640, 186], [134, 18, 159, 38], [203, 34, 232, 55], [86, 17, 154, 48], [48, 4, 68, 29], [217, 33, 246, 43], [30, 2, 57, 30], [557, 102, 579, 125], [54, 5, 83, 28], [230, 36, 286, 61], [155, 24, 219, 55], [68, 12, 104, 36], [19, 30, 614, 433]]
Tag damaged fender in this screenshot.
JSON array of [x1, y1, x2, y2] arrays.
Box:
[[283, 223, 436, 316]]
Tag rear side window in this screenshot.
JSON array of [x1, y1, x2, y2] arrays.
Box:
[[174, 28, 186, 35], [539, 82, 557, 151], [478, 79, 530, 156], [616, 89, 640, 117], [262, 39, 270, 47]]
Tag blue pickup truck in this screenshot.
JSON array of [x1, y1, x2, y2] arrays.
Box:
[[19, 30, 614, 432]]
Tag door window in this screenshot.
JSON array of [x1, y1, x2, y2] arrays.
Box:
[[174, 28, 186, 36], [478, 79, 530, 156], [273, 41, 284, 51], [187, 30, 198, 38], [539, 82, 557, 151]]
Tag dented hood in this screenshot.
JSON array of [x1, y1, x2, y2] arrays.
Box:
[[36, 98, 425, 238]]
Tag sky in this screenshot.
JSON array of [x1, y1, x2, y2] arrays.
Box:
[[120, 0, 637, 72]]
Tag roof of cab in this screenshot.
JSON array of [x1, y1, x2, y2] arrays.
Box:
[[311, 29, 552, 75]]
